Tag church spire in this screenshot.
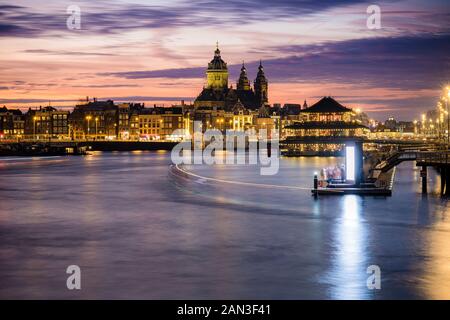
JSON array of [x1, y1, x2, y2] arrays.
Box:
[[237, 60, 251, 91], [208, 42, 226, 70], [257, 60, 265, 75], [254, 60, 268, 106], [214, 41, 220, 57], [206, 42, 228, 90]]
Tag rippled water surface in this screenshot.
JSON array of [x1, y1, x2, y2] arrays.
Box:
[[0, 151, 449, 299]]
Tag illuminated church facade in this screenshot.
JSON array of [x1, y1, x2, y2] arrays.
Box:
[[194, 45, 268, 111]]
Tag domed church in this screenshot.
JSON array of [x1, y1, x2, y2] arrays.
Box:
[[194, 44, 268, 111]]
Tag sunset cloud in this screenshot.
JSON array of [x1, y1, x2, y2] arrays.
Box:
[[0, 0, 449, 120], [103, 34, 449, 90]]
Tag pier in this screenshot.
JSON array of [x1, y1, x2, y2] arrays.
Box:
[[373, 149, 450, 196], [282, 136, 449, 197], [0, 141, 87, 156], [0, 140, 178, 156]]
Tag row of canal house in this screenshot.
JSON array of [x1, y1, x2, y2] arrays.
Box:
[[1, 96, 369, 147], [0, 99, 187, 141], [0, 101, 284, 141], [0, 106, 24, 138]]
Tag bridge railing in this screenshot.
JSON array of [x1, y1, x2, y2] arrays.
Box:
[[416, 151, 450, 164]]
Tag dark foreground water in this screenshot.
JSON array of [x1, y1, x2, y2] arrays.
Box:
[[0, 151, 449, 299]]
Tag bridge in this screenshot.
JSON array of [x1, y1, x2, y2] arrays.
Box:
[[372, 149, 450, 196], [373, 150, 450, 172]]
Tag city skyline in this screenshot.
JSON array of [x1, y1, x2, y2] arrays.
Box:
[[0, 0, 449, 121], [2, 0, 450, 305]]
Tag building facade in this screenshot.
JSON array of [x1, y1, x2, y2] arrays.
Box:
[[69, 99, 118, 140], [0, 107, 24, 139], [283, 97, 368, 155], [24, 106, 69, 140], [194, 45, 269, 111]]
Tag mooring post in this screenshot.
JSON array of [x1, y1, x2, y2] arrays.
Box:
[[313, 173, 318, 198], [440, 166, 445, 196], [421, 165, 427, 194]]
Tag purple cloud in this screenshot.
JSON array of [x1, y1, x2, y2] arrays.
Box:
[[0, 0, 438, 37], [103, 34, 450, 91]]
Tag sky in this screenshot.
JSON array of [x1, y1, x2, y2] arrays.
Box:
[[0, 0, 449, 120]]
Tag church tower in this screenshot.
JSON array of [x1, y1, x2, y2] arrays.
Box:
[[206, 43, 228, 90], [254, 60, 268, 106], [237, 62, 251, 91]]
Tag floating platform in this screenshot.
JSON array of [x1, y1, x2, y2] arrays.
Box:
[[312, 167, 395, 196], [312, 187, 392, 196]]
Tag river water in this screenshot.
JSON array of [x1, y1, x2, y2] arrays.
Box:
[[0, 151, 449, 299]]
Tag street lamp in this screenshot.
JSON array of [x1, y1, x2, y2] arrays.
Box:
[[95, 117, 99, 140], [86, 115, 92, 140], [437, 102, 443, 141], [33, 116, 37, 141], [421, 114, 426, 135]]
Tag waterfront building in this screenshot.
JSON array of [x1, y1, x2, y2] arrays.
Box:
[[230, 100, 253, 131], [24, 106, 69, 140], [70, 99, 145, 140], [159, 107, 185, 141], [279, 103, 302, 138], [254, 104, 279, 137], [138, 106, 186, 141], [370, 118, 416, 139], [138, 109, 162, 140], [129, 111, 140, 141], [0, 107, 24, 139], [192, 106, 226, 132], [51, 110, 70, 138], [118, 103, 131, 140], [194, 45, 268, 111], [283, 97, 368, 155], [69, 99, 117, 140], [117, 103, 144, 140]]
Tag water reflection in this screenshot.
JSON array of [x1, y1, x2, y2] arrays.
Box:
[[421, 202, 450, 299], [1, 153, 450, 299], [328, 195, 369, 299]]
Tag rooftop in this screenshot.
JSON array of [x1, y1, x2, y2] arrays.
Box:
[[300, 97, 352, 113]]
